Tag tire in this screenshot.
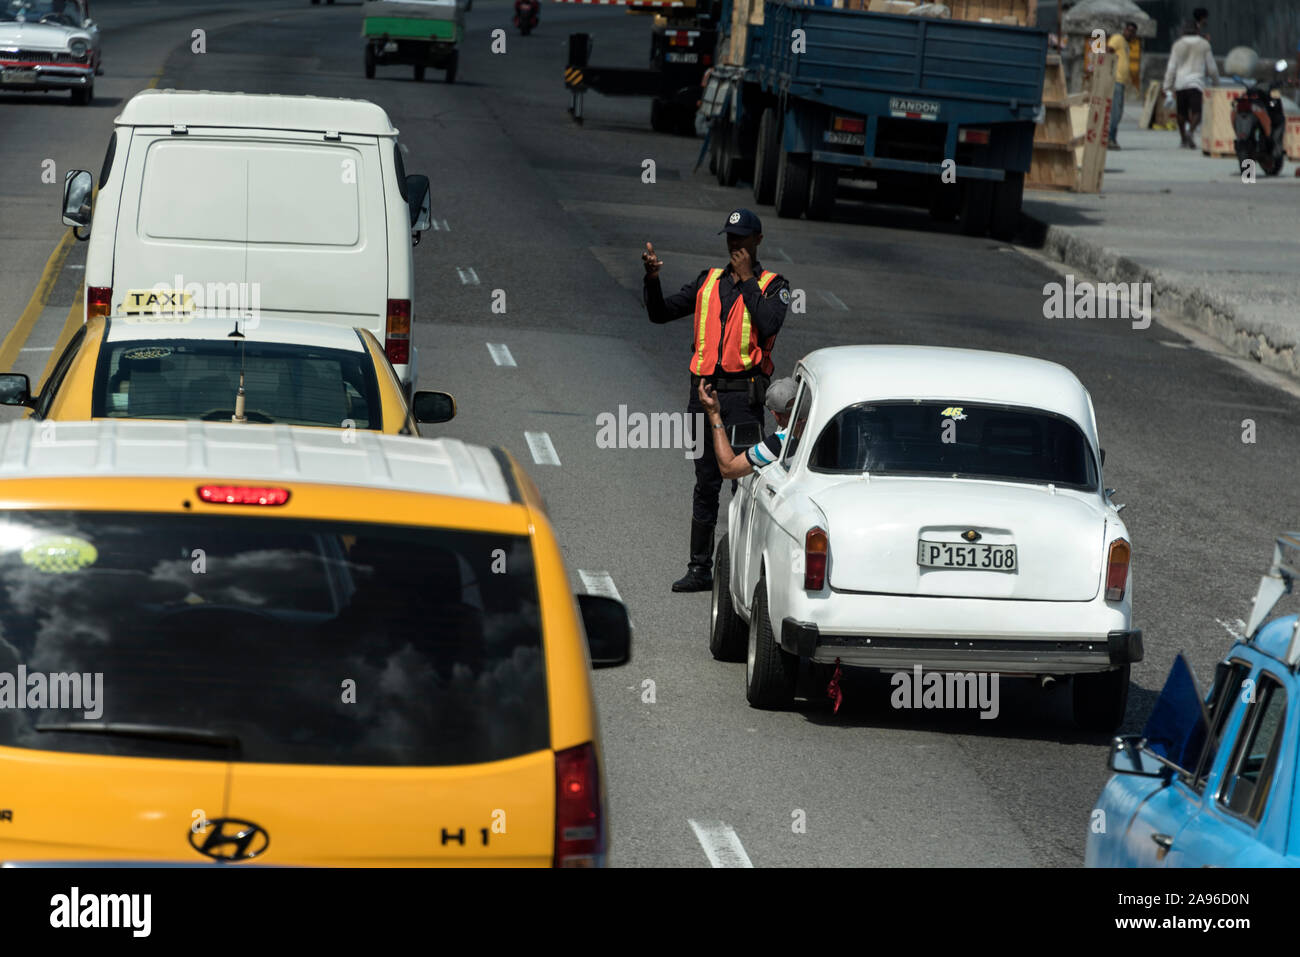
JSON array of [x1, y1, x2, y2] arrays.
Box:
[[773, 149, 810, 219], [988, 171, 1024, 242], [752, 108, 779, 204], [364, 45, 375, 79], [928, 183, 960, 222], [958, 179, 993, 236], [709, 536, 747, 662], [1072, 665, 1130, 732], [521, 21, 532, 36], [444, 51, 457, 84], [70, 81, 92, 106], [414, 63, 426, 82], [745, 577, 797, 708], [708, 126, 720, 175], [718, 121, 742, 187], [651, 98, 673, 134], [806, 162, 836, 220]]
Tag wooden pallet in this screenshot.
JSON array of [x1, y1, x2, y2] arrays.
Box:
[[1028, 54, 1079, 190]]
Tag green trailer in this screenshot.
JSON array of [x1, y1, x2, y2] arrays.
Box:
[[362, 0, 470, 84]]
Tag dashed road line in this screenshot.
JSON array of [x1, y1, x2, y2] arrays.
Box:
[[818, 290, 849, 311], [775, 247, 793, 263], [578, 570, 622, 601], [0, 231, 75, 372], [524, 430, 560, 466], [457, 267, 480, 285], [487, 343, 517, 367], [688, 819, 753, 868]]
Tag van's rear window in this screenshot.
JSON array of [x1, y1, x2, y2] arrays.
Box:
[[0, 513, 549, 767], [92, 337, 384, 430]]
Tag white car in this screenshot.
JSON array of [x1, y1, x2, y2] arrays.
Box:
[[0, 0, 100, 105], [710, 345, 1141, 731]]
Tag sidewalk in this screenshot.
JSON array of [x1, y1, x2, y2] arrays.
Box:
[[1021, 117, 1300, 379]]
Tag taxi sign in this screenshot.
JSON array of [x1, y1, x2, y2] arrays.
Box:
[[120, 289, 194, 317]]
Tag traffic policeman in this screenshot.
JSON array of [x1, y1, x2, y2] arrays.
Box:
[[643, 208, 791, 592]]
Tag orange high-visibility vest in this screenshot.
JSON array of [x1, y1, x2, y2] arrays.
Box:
[[690, 268, 779, 377]]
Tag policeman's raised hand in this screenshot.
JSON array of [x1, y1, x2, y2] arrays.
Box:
[[643, 242, 664, 277], [729, 246, 754, 282], [697, 379, 721, 415]]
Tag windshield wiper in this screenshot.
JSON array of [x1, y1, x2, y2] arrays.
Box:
[[35, 722, 240, 750]]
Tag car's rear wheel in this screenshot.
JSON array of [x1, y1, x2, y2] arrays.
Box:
[[445, 51, 458, 84], [745, 576, 797, 708], [709, 535, 747, 662], [1072, 665, 1130, 732], [414, 63, 426, 82], [364, 44, 376, 79], [70, 81, 92, 106]]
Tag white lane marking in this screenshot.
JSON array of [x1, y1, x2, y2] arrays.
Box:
[[432, 218, 450, 231], [487, 343, 517, 367], [775, 247, 793, 263], [1215, 617, 1247, 641], [525, 430, 560, 466], [689, 819, 753, 868], [457, 267, 480, 285], [818, 290, 849, 311], [19, 347, 54, 353], [578, 570, 622, 601]]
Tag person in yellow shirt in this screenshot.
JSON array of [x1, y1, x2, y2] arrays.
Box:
[[1106, 21, 1141, 149]]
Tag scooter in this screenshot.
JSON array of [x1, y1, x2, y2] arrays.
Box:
[[513, 0, 538, 35], [1233, 59, 1289, 177]]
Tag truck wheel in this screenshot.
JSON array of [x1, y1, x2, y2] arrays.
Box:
[[708, 127, 720, 175], [364, 45, 375, 79], [774, 150, 809, 219], [718, 121, 743, 187], [958, 179, 993, 236], [445, 51, 458, 84], [745, 577, 797, 708], [1072, 665, 1130, 732], [806, 162, 836, 220], [414, 64, 426, 82], [989, 171, 1024, 241], [709, 536, 747, 662], [928, 183, 960, 222], [752, 108, 779, 204], [651, 98, 673, 134]]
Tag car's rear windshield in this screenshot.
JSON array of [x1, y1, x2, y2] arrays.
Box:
[[0, 512, 548, 767], [809, 401, 1097, 489], [92, 337, 383, 430]]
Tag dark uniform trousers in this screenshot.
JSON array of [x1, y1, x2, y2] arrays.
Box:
[[686, 376, 765, 526]]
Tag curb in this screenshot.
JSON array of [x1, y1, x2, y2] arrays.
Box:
[[1021, 211, 1300, 382]]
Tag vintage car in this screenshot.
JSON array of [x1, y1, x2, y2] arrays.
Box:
[[709, 345, 1141, 730], [0, 0, 100, 104], [1087, 533, 1300, 867]]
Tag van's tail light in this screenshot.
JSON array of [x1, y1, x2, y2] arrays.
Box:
[[958, 128, 991, 145], [554, 742, 604, 867], [1105, 538, 1131, 601], [385, 298, 410, 365], [198, 486, 291, 506], [87, 286, 111, 320], [804, 526, 828, 591]]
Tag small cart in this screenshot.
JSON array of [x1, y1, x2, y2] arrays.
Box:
[[362, 0, 469, 84]]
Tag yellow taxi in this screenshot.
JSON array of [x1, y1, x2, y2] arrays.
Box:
[[0, 313, 451, 434], [0, 419, 630, 866]]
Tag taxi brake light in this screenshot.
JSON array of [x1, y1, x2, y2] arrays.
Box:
[[198, 486, 291, 506], [88, 286, 111, 320], [1105, 538, 1131, 601], [386, 298, 411, 366], [554, 742, 604, 867]]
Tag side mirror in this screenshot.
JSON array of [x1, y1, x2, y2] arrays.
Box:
[[405, 173, 431, 231], [577, 594, 631, 668], [0, 374, 33, 408], [61, 169, 93, 228], [412, 390, 456, 424], [1107, 735, 1172, 778]]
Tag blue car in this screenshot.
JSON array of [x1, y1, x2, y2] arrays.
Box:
[[1087, 532, 1300, 867]]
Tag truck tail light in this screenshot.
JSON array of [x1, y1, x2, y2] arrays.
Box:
[[554, 743, 604, 868], [805, 526, 828, 591], [1105, 538, 1130, 601], [958, 128, 991, 144], [385, 298, 410, 365], [88, 286, 111, 320], [832, 115, 866, 134]]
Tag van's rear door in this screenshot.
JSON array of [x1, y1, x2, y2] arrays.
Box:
[[114, 130, 387, 333]]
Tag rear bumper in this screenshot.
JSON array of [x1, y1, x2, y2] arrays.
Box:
[[780, 619, 1142, 675], [810, 151, 1006, 181]]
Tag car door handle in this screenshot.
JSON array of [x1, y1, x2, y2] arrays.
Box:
[[1151, 833, 1174, 860], [762, 486, 776, 497]]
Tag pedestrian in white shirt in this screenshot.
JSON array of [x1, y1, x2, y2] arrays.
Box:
[[1163, 21, 1220, 148]]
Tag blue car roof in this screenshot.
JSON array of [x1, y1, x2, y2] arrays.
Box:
[[1251, 613, 1300, 668]]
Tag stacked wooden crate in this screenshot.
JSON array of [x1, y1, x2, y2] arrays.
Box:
[[946, 0, 1035, 25], [1027, 54, 1079, 190]]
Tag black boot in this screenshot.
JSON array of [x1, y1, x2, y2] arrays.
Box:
[[672, 520, 715, 592]]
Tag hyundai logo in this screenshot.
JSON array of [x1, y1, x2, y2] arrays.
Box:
[[188, 818, 269, 862], [962, 529, 981, 542]]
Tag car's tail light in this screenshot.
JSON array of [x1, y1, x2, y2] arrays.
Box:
[[554, 743, 604, 867], [832, 115, 866, 134], [198, 486, 291, 506], [385, 298, 410, 366], [804, 526, 828, 591], [87, 286, 111, 320], [958, 128, 991, 144], [1105, 538, 1131, 601]]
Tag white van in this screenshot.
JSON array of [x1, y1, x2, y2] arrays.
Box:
[[60, 89, 432, 392]]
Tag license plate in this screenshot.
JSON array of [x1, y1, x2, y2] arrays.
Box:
[[1, 70, 36, 85], [890, 96, 940, 120], [120, 289, 194, 316], [917, 540, 1017, 571], [665, 52, 698, 63], [383, 41, 399, 52], [823, 130, 865, 146]]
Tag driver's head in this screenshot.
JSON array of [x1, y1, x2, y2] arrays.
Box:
[[765, 377, 797, 429]]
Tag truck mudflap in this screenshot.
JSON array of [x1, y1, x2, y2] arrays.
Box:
[[810, 152, 1006, 180]]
